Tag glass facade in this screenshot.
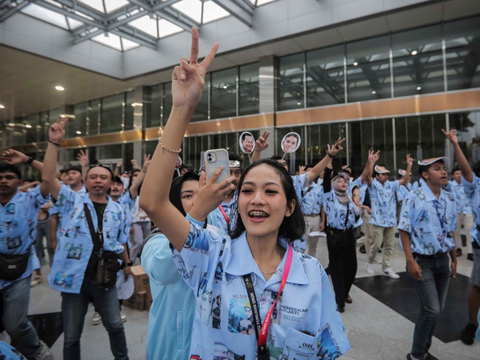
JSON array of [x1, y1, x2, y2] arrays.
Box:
[[449, 111, 480, 167], [101, 94, 124, 133], [211, 67, 237, 119], [278, 54, 305, 111]]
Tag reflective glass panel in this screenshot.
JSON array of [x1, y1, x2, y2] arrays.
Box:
[[163, 82, 173, 125], [278, 53, 304, 111], [101, 94, 124, 134], [306, 122, 348, 171], [147, 85, 162, 128], [445, 17, 480, 91], [306, 45, 345, 107], [449, 111, 480, 168], [392, 25, 444, 97], [192, 75, 209, 122], [239, 63, 259, 116], [124, 92, 135, 131], [25, 114, 39, 144], [211, 68, 237, 119], [89, 100, 100, 135], [347, 36, 391, 102], [71, 102, 88, 138]]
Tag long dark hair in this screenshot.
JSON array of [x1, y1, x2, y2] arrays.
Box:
[[229, 159, 305, 243]]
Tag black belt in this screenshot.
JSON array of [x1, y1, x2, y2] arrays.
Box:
[[413, 252, 448, 259]]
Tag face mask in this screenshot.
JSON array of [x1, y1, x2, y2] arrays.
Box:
[[120, 177, 130, 189]]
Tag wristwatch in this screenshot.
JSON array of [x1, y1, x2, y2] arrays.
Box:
[[121, 261, 134, 269], [26, 157, 34, 166]]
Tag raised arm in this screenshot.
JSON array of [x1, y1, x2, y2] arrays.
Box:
[[1, 149, 44, 174], [399, 154, 413, 186], [308, 138, 345, 180], [42, 117, 65, 199], [18, 181, 40, 192], [366, 149, 380, 186], [129, 154, 151, 199], [77, 149, 89, 182], [140, 28, 223, 251], [114, 161, 122, 177], [251, 130, 270, 163], [443, 129, 473, 183]]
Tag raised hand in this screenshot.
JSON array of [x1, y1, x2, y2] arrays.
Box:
[[368, 149, 380, 163], [255, 130, 270, 152], [299, 166, 306, 175], [1, 149, 28, 165], [77, 149, 89, 167], [406, 154, 413, 167], [116, 161, 123, 168], [172, 27, 219, 108], [442, 129, 458, 145], [142, 154, 151, 171], [49, 116, 66, 144], [327, 138, 346, 156], [131, 159, 139, 169]]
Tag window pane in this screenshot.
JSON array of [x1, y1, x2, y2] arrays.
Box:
[[449, 111, 480, 168], [211, 68, 237, 119], [89, 100, 100, 135], [392, 25, 444, 97], [98, 144, 122, 161], [39, 112, 49, 142], [147, 85, 162, 128], [347, 36, 391, 102], [278, 53, 304, 111], [239, 63, 259, 116], [191, 76, 209, 122], [101, 94, 124, 133], [71, 102, 88, 138], [25, 114, 39, 144], [445, 17, 480, 91], [275, 127, 305, 175], [125, 92, 135, 131], [163, 82, 173, 125], [306, 45, 345, 107]]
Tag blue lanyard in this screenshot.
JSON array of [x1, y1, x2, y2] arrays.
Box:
[[434, 198, 447, 247]]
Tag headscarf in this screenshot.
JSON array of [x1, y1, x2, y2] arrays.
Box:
[[169, 172, 200, 217], [331, 172, 351, 205]]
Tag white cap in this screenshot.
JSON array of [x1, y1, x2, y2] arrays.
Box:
[[374, 165, 390, 174], [418, 157, 449, 166]]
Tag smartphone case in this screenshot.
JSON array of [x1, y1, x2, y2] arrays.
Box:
[[204, 149, 230, 184]]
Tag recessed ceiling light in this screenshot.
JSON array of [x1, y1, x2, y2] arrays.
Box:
[[411, 50, 418, 56], [297, 102, 302, 105], [8, 123, 15, 126], [353, 62, 358, 66], [76, 131, 82, 135], [55, 86, 65, 91], [416, 86, 422, 91], [25, 124, 32, 128], [372, 91, 376, 94], [131, 103, 143, 107], [223, 85, 227, 89], [0, 104, 5, 109]]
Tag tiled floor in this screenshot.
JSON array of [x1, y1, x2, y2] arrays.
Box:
[[10, 234, 479, 359]]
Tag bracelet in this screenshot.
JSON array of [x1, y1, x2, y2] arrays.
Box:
[[48, 140, 62, 147], [327, 151, 334, 158], [158, 137, 181, 154]]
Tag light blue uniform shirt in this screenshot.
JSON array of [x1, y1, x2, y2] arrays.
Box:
[[117, 191, 136, 229], [397, 183, 413, 204], [292, 173, 309, 200], [448, 180, 473, 215], [172, 222, 350, 360], [0, 341, 26, 359], [398, 181, 457, 255], [369, 179, 400, 227], [48, 186, 129, 294], [462, 174, 480, 246], [215, 194, 238, 234], [323, 190, 358, 230], [299, 182, 323, 215], [50, 184, 87, 240], [0, 186, 49, 290]]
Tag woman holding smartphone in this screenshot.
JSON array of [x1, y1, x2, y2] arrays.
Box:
[[140, 28, 350, 360]]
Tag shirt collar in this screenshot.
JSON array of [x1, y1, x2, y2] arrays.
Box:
[[224, 232, 309, 285], [421, 180, 445, 202]]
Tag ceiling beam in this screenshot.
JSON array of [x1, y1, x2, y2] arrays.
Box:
[[46, 0, 106, 22], [0, 0, 29, 22], [72, 28, 103, 45], [33, 0, 101, 28], [212, 0, 253, 27], [106, 9, 148, 30], [110, 28, 157, 50], [156, 7, 198, 30]]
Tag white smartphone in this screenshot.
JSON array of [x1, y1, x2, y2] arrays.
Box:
[[204, 149, 230, 184]]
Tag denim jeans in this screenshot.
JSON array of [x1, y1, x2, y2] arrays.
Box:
[[0, 275, 43, 359], [407, 253, 450, 359], [61, 278, 129, 360]]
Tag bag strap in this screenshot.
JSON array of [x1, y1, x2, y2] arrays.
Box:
[[84, 203, 103, 248], [343, 203, 349, 230]]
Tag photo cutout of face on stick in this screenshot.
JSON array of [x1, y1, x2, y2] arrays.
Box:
[[239, 132, 255, 154], [281, 132, 301, 154], [175, 156, 182, 169]]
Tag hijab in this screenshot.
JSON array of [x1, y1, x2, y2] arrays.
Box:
[[169, 172, 200, 217], [331, 172, 351, 205]]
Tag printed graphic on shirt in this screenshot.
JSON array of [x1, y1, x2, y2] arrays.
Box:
[[6, 236, 21, 250], [228, 295, 255, 335], [66, 244, 83, 260], [64, 226, 81, 240], [5, 203, 15, 215], [317, 324, 343, 360], [215, 260, 223, 280], [184, 226, 209, 252], [53, 272, 74, 289], [213, 342, 246, 360], [211, 294, 222, 330]]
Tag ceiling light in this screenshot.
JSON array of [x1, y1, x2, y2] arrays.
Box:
[[223, 85, 227, 89], [8, 123, 15, 126], [0, 104, 4, 109], [411, 50, 418, 56], [353, 62, 358, 66], [416, 86, 422, 91], [131, 103, 143, 107], [297, 102, 302, 105], [76, 131, 82, 135], [25, 124, 32, 129], [372, 91, 376, 94], [55, 86, 65, 91]]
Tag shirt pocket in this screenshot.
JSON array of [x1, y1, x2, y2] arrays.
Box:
[[280, 327, 319, 360]]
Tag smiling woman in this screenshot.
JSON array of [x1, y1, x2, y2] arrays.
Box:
[[140, 28, 351, 360]]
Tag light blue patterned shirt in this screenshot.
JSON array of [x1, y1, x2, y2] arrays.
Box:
[[323, 190, 358, 230], [398, 181, 457, 255], [448, 180, 473, 215], [171, 222, 350, 360], [299, 182, 323, 215], [461, 174, 480, 246], [397, 183, 413, 204], [369, 179, 400, 227]]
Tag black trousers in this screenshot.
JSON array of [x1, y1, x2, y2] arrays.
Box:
[[326, 227, 358, 308]]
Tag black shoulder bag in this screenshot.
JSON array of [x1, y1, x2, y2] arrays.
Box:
[[326, 203, 350, 251], [0, 250, 30, 280], [84, 204, 120, 288]]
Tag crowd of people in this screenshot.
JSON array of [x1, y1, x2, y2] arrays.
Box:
[[0, 28, 479, 360]]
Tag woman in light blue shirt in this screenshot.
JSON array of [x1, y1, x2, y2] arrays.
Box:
[[140, 29, 350, 360]]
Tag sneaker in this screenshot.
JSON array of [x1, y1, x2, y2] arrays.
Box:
[[30, 275, 42, 288], [121, 313, 127, 323], [467, 253, 474, 261], [426, 352, 439, 360], [460, 322, 478, 345], [34, 341, 54, 360], [382, 268, 400, 279], [367, 263, 375, 275], [92, 312, 102, 325], [456, 248, 462, 257], [359, 245, 366, 254]]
